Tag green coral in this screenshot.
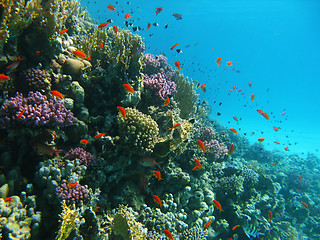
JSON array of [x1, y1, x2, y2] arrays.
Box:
[[118, 107, 159, 154]]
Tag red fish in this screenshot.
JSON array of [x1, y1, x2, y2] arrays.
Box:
[[258, 138, 265, 143], [98, 23, 110, 28], [68, 181, 78, 188], [123, 84, 135, 93], [49, 90, 65, 98], [200, 84, 206, 92], [251, 94, 255, 101], [99, 42, 104, 47], [153, 170, 163, 181], [146, 23, 151, 30], [113, 26, 118, 34], [272, 162, 277, 165], [204, 220, 212, 230], [169, 123, 181, 130], [301, 201, 308, 209], [153, 194, 162, 207], [16, 107, 25, 120], [4, 197, 12, 202], [298, 175, 302, 182], [80, 139, 88, 146], [94, 206, 100, 212], [236, 89, 243, 92], [284, 146, 289, 151], [261, 112, 269, 120], [228, 143, 235, 155], [87, 55, 91, 61], [60, 28, 69, 34], [107, 4, 115, 10], [268, 210, 272, 222], [233, 116, 239, 122], [35, 50, 40, 55], [273, 127, 279, 132], [6, 56, 23, 73], [94, 133, 107, 139], [230, 128, 238, 134], [170, 43, 179, 50], [213, 199, 223, 213], [249, 82, 252, 87], [232, 225, 240, 231], [256, 109, 263, 114], [117, 106, 126, 119], [197, 139, 206, 152], [155, 7, 163, 15], [163, 230, 173, 239], [192, 158, 202, 171], [233, 86, 236, 90], [125, 13, 132, 19], [175, 61, 182, 70], [73, 50, 87, 58], [216, 57, 221, 66], [227, 61, 232, 67], [274, 141, 280, 144], [162, 98, 170, 107], [0, 74, 10, 82]]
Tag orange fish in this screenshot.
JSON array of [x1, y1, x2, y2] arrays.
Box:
[[68, 181, 78, 188], [216, 57, 221, 66], [4, 196, 12, 202], [197, 139, 206, 152], [192, 158, 202, 171], [268, 210, 272, 222], [153, 194, 162, 207], [107, 4, 115, 10], [16, 108, 25, 120], [236, 89, 243, 92], [162, 97, 170, 107], [163, 230, 173, 239], [94, 133, 107, 139], [251, 94, 255, 101], [204, 220, 212, 230], [35, 50, 40, 55], [113, 26, 118, 34], [87, 55, 91, 61], [256, 109, 263, 114], [232, 225, 240, 231], [274, 141, 280, 144], [258, 138, 265, 143], [297, 175, 302, 182], [117, 106, 126, 119], [249, 82, 252, 87], [273, 127, 279, 132], [233, 86, 236, 90], [228, 143, 235, 156], [170, 43, 179, 50], [169, 123, 181, 130], [124, 13, 132, 19], [213, 199, 223, 213], [80, 139, 88, 146], [73, 50, 87, 58], [261, 112, 269, 120], [60, 28, 69, 34], [123, 84, 135, 93], [232, 116, 239, 122], [228, 89, 233, 92], [99, 42, 104, 47], [227, 61, 232, 67], [284, 146, 289, 151], [94, 206, 100, 212], [301, 201, 308, 209], [175, 60, 182, 70], [6, 56, 23, 74], [155, 7, 163, 15], [147, 23, 151, 30], [200, 84, 206, 92], [49, 90, 65, 98], [153, 170, 163, 181], [272, 162, 277, 165], [230, 128, 238, 134], [0, 74, 10, 82], [98, 23, 110, 28]]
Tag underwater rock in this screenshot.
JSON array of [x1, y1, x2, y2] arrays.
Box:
[[77, 106, 89, 122], [69, 81, 85, 105], [63, 58, 84, 76], [0, 183, 9, 198]]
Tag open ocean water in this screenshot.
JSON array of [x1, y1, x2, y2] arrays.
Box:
[[82, 0, 320, 158]]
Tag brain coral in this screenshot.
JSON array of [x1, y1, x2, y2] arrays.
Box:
[[118, 107, 159, 154]]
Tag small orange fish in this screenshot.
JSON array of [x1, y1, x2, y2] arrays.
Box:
[[113, 26, 118, 34], [213, 199, 223, 213], [216, 57, 221, 66], [163, 229, 173, 239], [6, 56, 23, 74], [301, 201, 308, 209], [123, 84, 135, 94], [258, 138, 265, 143], [268, 210, 272, 222], [197, 139, 206, 152], [273, 127, 279, 132], [60, 28, 69, 34], [274, 141, 280, 144], [175, 60, 182, 70], [256, 109, 263, 114], [232, 225, 240, 231], [153, 194, 162, 207], [233, 116, 239, 122], [192, 158, 202, 171], [94, 133, 107, 139], [228, 143, 235, 156], [228, 89, 233, 92], [153, 170, 163, 181], [204, 220, 212, 230], [94, 206, 100, 212], [249, 82, 252, 87], [73, 50, 87, 58], [230, 128, 238, 134], [98, 23, 110, 28], [272, 162, 277, 165], [155, 7, 163, 15], [35, 50, 41, 56], [284, 146, 289, 151], [146, 23, 151, 30], [227, 61, 232, 67], [80, 139, 88, 146], [261, 112, 269, 120], [162, 97, 170, 107], [169, 123, 181, 130], [170, 43, 179, 50], [87, 55, 91, 61], [49, 90, 65, 98], [0, 74, 10, 82], [124, 13, 132, 19], [200, 84, 206, 92], [233, 86, 236, 90], [16, 107, 25, 120], [251, 94, 255, 101], [297, 175, 302, 182], [117, 106, 126, 119], [107, 4, 115, 10], [99, 42, 104, 47], [4, 196, 12, 202], [236, 89, 243, 92], [68, 181, 78, 188]]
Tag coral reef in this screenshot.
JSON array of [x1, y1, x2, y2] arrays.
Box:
[[143, 53, 175, 81], [56, 182, 89, 206], [144, 73, 177, 101], [16, 68, 52, 93], [62, 147, 95, 167]]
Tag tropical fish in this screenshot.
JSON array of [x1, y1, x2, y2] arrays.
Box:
[[216, 57, 221, 66], [94, 133, 107, 139], [236, 89, 243, 92], [243, 224, 265, 240], [230, 128, 238, 134], [73, 50, 87, 58], [153, 194, 162, 207], [163, 230, 173, 239], [301, 201, 308, 209], [233, 116, 239, 122], [34, 143, 62, 157], [123, 84, 135, 93], [251, 94, 255, 101], [297, 175, 302, 182], [107, 4, 115, 10], [200, 84, 206, 92], [162, 98, 170, 107], [35, 50, 41, 55], [249, 82, 252, 87], [228, 143, 235, 155], [213, 199, 223, 213], [125, 13, 132, 19], [4, 197, 12, 202], [256, 109, 263, 114], [204, 220, 212, 230], [68, 181, 78, 188], [113, 26, 118, 34], [257, 138, 265, 143], [16, 108, 25, 120], [98, 23, 110, 28], [170, 43, 179, 50], [139, 156, 160, 168], [87, 55, 91, 61], [146, 23, 151, 30], [272, 162, 277, 165], [175, 60, 182, 70], [285, 146, 289, 151], [155, 7, 163, 15], [197, 139, 206, 152], [232, 225, 240, 231], [261, 112, 269, 120], [49, 90, 65, 98], [0, 74, 10, 82], [268, 210, 272, 222], [6, 56, 23, 74], [280, 111, 286, 116], [60, 28, 69, 34], [153, 170, 163, 181], [227, 61, 232, 66], [94, 206, 100, 212], [273, 127, 279, 131], [117, 106, 126, 119], [172, 13, 182, 20], [169, 123, 181, 130], [80, 139, 88, 146], [274, 141, 280, 144], [99, 42, 104, 47], [192, 158, 202, 171]]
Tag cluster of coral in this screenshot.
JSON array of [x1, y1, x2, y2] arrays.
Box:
[[0, 1, 318, 240]]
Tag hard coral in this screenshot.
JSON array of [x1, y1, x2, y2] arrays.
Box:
[[181, 226, 208, 240], [144, 73, 177, 101], [143, 53, 175, 81], [16, 68, 52, 93], [62, 147, 95, 167], [56, 182, 89, 206]]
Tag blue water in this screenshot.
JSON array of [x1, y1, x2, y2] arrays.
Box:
[[81, 0, 320, 157]]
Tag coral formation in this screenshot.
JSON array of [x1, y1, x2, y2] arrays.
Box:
[[144, 73, 177, 101], [56, 182, 89, 206], [62, 147, 95, 167], [16, 68, 52, 93]]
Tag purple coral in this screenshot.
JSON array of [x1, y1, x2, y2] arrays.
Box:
[[143, 53, 175, 81], [144, 73, 177, 101], [17, 68, 51, 92], [56, 182, 89, 205], [0, 91, 76, 128], [62, 147, 95, 167], [205, 139, 228, 159]]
